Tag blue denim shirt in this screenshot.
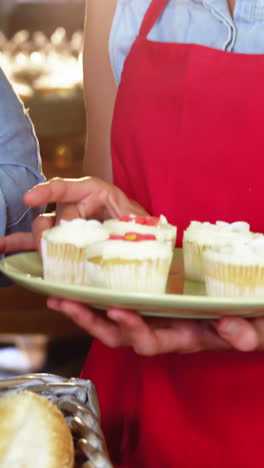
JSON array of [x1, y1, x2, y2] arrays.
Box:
[[0, 67, 45, 283], [110, 0, 264, 84]]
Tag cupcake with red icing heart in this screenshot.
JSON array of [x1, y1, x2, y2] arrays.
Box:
[[103, 215, 177, 247], [86, 231, 173, 293]]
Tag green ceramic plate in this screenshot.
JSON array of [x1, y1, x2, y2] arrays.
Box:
[[1, 250, 264, 319]]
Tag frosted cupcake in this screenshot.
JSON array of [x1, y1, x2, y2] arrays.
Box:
[[103, 215, 177, 247], [86, 232, 173, 293], [204, 236, 264, 297], [41, 219, 108, 284], [183, 221, 251, 282]]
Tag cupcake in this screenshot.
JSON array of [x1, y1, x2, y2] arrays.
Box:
[[204, 236, 264, 297], [183, 221, 251, 282], [86, 232, 173, 293], [41, 219, 108, 284], [103, 215, 177, 246]]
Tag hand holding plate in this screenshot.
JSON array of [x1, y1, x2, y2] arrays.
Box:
[[47, 298, 231, 355]]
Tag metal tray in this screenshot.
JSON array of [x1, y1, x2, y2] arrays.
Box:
[[0, 373, 113, 468]]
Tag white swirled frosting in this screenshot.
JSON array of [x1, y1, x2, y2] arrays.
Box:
[[103, 215, 177, 242], [42, 219, 108, 247], [204, 235, 264, 265], [86, 238, 173, 261], [183, 220, 252, 246]]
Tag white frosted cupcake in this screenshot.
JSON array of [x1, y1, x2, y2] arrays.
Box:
[[204, 236, 264, 297], [103, 215, 177, 246], [86, 232, 173, 293], [41, 219, 108, 284], [183, 221, 251, 282]]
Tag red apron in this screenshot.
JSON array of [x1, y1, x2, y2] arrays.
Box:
[[82, 0, 264, 466]]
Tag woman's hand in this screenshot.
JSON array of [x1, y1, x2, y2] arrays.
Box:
[[47, 298, 264, 355], [0, 176, 147, 253]]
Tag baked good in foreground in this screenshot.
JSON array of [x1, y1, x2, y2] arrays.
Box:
[[204, 237, 264, 297], [103, 215, 177, 246], [0, 390, 74, 468], [41, 218, 108, 284], [86, 232, 173, 293], [183, 221, 252, 282]]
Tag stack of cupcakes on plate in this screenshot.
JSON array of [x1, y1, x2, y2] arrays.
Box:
[[41, 216, 264, 297], [183, 220, 264, 297], [183, 221, 252, 282], [41, 215, 177, 294]]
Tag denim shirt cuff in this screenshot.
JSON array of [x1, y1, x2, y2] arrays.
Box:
[[0, 185, 12, 286], [0, 183, 7, 239]]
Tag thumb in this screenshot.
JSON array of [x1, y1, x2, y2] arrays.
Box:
[[0, 232, 34, 254], [32, 212, 56, 251], [216, 317, 258, 351]]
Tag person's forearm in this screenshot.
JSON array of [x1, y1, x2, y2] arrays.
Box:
[[82, 133, 113, 183], [82, 0, 117, 183], [0, 68, 45, 236]]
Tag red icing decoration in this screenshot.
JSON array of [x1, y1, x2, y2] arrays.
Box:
[[117, 216, 133, 222], [109, 234, 124, 240], [134, 216, 159, 226], [109, 232, 156, 242], [117, 215, 160, 226]]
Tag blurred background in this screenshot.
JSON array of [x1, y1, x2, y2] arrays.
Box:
[[0, 0, 86, 179], [0, 0, 91, 379]]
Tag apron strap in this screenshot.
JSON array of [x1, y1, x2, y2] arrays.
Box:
[[139, 0, 170, 38]]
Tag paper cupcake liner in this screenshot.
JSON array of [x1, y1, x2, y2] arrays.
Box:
[[183, 241, 207, 282], [158, 229, 177, 247], [86, 260, 107, 288], [86, 257, 172, 294], [168, 232, 177, 249], [204, 258, 264, 297], [41, 239, 89, 285]]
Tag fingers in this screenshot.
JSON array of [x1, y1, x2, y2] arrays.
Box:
[[77, 185, 148, 220], [216, 317, 259, 351], [167, 320, 230, 353], [47, 299, 231, 356], [107, 308, 162, 355], [0, 212, 56, 254], [0, 232, 34, 254], [47, 297, 126, 348], [129, 199, 149, 216], [77, 189, 112, 219], [32, 213, 56, 251], [25, 177, 148, 221], [24, 177, 124, 220], [24, 177, 99, 206], [105, 189, 149, 218], [107, 310, 229, 355], [0, 211, 56, 254], [55, 203, 81, 224]]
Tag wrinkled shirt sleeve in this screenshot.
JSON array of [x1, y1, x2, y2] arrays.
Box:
[[0, 68, 45, 284]]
